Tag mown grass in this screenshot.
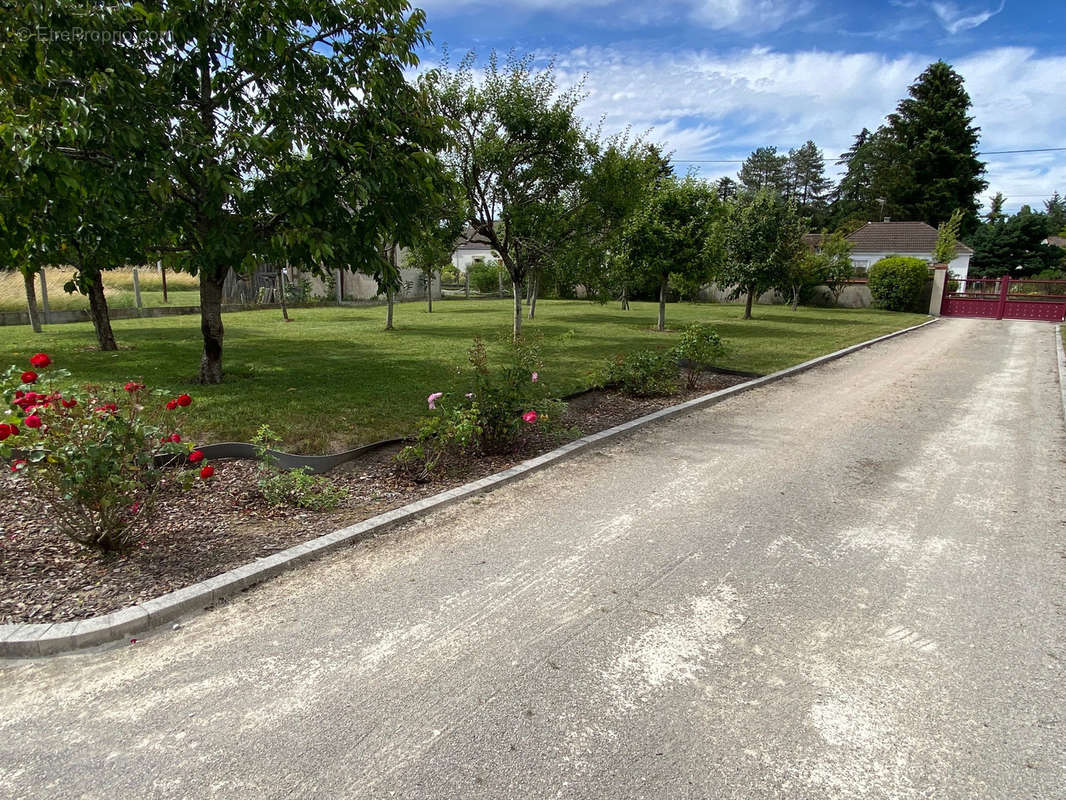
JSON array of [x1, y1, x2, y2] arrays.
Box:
[[0, 299, 927, 451]]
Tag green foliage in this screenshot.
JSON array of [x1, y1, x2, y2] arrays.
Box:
[[815, 231, 855, 302], [468, 261, 505, 294], [868, 256, 930, 312], [599, 350, 679, 397], [719, 190, 806, 319], [834, 61, 986, 232], [619, 176, 721, 330], [424, 52, 593, 337], [970, 206, 1064, 277], [1045, 192, 1066, 235], [1, 355, 203, 551], [934, 209, 965, 264], [251, 425, 347, 511], [672, 324, 726, 389], [398, 336, 565, 476], [739, 147, 789, 194]]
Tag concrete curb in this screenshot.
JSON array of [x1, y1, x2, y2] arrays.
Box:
[[0, 317, 938, 658], [1056, 325, 1066, 426]]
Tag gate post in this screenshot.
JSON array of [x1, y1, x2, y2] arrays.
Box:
[[996, 274, 1010, 320], [930, 263, 948, 316]]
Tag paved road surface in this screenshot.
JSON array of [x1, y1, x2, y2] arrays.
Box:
[[2, 318, 1064, 799]]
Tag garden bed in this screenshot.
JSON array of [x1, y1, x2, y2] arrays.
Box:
[[0, 373, 749, 624]]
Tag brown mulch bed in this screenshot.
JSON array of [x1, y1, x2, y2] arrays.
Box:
[[0, 373, 749, 624]]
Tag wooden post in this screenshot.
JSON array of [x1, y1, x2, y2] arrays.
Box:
[[132, 267, 143, 313], [38, 271, 51, 324], [159, 260, 169, 303]]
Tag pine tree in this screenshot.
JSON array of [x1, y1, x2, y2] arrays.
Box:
[[882, 61, 987, 233], [738, 147, 788, 194], [986, 192, 1007, 223], [1044, 191, 1066, 235]]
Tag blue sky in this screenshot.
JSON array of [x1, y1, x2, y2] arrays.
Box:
[[415, 0, 1066, 214]]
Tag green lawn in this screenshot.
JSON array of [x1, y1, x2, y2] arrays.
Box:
[[0, 299, 928, 451]]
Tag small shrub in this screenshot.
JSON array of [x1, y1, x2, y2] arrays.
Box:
[[398, 336, 564, 477], [252, 425, 348, 510], [600, 350, 679, 397], [868, 256, 930, 312], [1, 354, 210, 551], [672, 323, 725, 389]]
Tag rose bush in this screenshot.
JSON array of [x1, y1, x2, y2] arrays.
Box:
[[399, 336, 566, 478], [1, 354, 214, 551]]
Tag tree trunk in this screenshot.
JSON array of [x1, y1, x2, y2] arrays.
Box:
[[23, 270, 42, 333], [790, 285, 800, 312], [86, 272, 118, 351], [512, 279, 523, 340], [744, 289, 755, 320], [385, 285, 394, 330], [427, 272, 433, 313], [160, 263, 169, 303], [279, 267, 290, 321], [465, 269, 470, 299], [657, 276, 667, 331], [197, 272, 226, 384], [528, 273, 539, 320], [620, 284, 629, 311]]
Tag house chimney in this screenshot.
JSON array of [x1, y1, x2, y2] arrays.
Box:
[[883, 217, 891, 223]]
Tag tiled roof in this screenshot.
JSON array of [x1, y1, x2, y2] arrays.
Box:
[[802, 233, 825, 251], [1046, 235, 1066, 248], [456, 226, 494, 251], [845, 221, 973, 256]]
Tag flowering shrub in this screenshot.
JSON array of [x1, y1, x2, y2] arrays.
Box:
[[1, 354, 213, 551], [398, 336, 565, 477], [251, 425, 348, 510]]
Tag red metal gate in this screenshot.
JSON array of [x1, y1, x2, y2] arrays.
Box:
[[941, 276, 1066, 322]]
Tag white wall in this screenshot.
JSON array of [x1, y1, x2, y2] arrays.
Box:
[[452, 247, 497, 273], [850, 251, 971, 280]]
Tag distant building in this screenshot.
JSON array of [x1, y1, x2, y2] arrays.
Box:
[[452, 227, 497, 273], [845, 221, 972, 279]]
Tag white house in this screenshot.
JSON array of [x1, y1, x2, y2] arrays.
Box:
[[845, 221, 972, 279], [451, 227, 497, 273]]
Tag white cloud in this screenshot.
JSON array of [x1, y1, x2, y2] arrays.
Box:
[[930, 0, 1006, 35], [550, 45, 1066, 210], [416, 0, 811, 32]]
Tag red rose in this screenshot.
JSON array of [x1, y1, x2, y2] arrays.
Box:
[[14, 390, 24, 400], [0, 424, 10, 441], [165, 400, 178, 411], [199, 465, 215, 479], [61, 398, 77, 408], [29, 353, 51, 368], [8, 425, 17, 436], [124, 382, 145, 393], [24, 415, 42, 429], [20, 371, 37, 384], [188, 449, 204, 463], [169, 433, 181, 443], [177, 393, 192, 407], [160, 435, 169, 444]]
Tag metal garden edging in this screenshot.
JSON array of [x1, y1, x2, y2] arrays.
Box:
[[0, 317, 939, 658]]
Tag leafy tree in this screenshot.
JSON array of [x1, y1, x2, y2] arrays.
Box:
[[933, 208, 965, 264], [560, 135, 669, 308], [738, 147, 788, 194], [619, 177, 720, 331], [817, 231, 855, 304], [8, 0, 444, 382], [715, 176, 739, 201], [406, 196, 466, 313], [718, 191, 805, 319], [1044, 192, 1066, 235], [0, 1, 161, 348], [425, 52, 592, 338]]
